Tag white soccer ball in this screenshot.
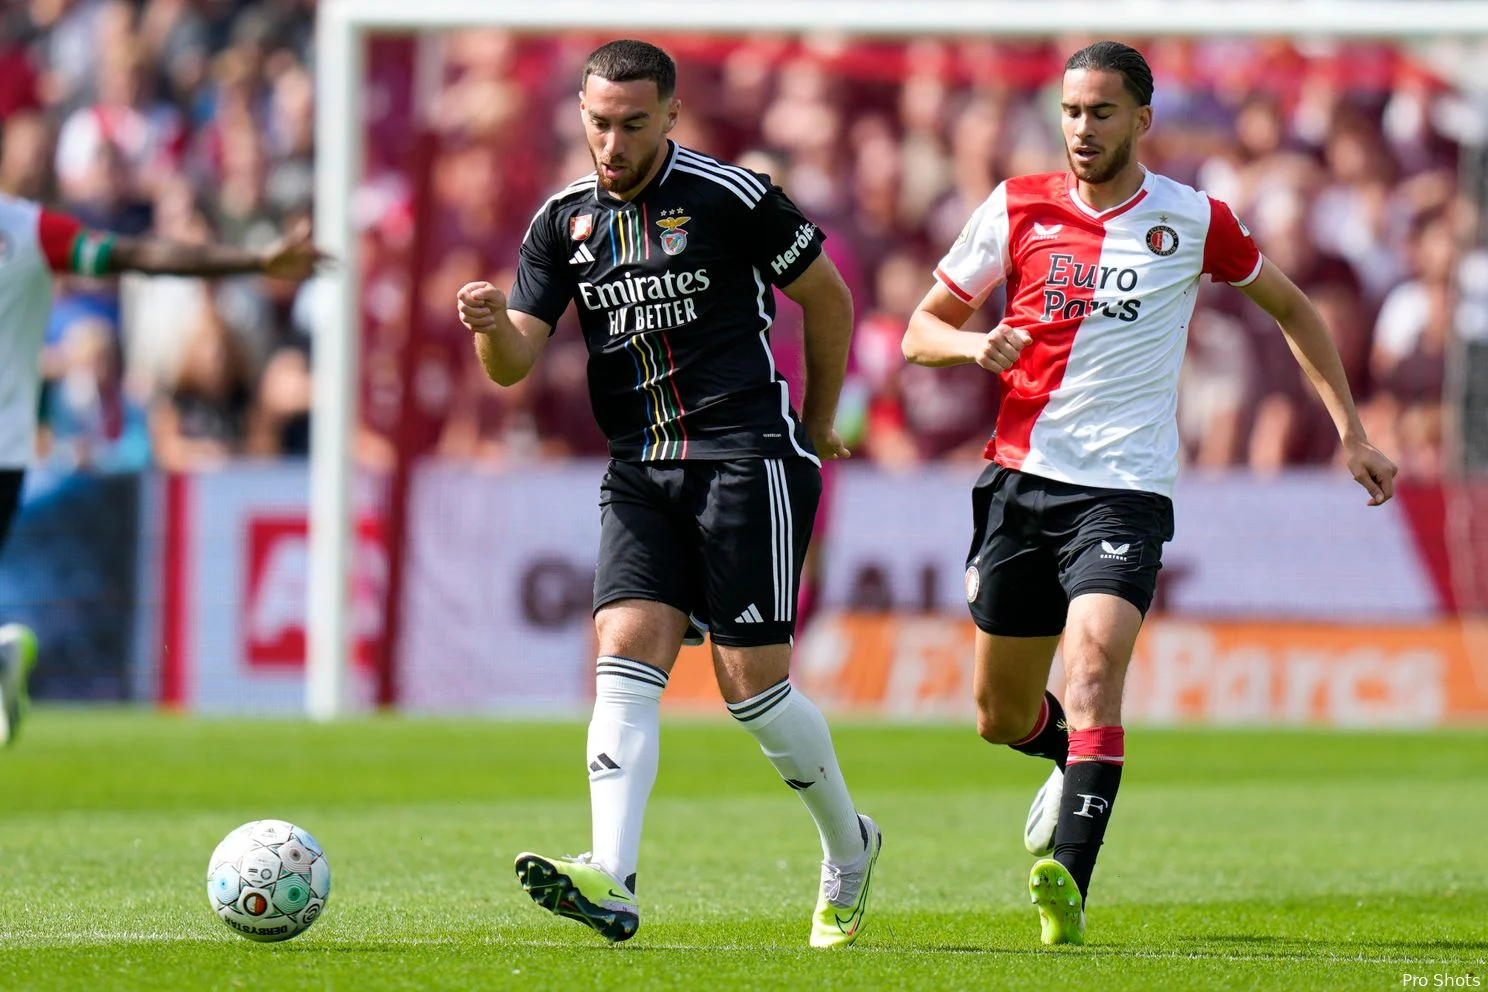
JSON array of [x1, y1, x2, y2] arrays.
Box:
[[206, 819, 331, 942]]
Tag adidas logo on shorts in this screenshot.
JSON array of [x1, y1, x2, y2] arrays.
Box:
[[734, 604, 764, 624]]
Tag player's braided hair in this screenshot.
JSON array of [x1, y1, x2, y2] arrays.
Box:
[[1065, 41, 1153, 107], [582, 39, 677, 99]]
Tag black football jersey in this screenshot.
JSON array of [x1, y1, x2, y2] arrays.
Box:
[[508, 140, 827, 462]]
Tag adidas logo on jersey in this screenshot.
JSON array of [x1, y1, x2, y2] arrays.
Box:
[[734, 604, 764, 624], [568, 243, 595, 265]]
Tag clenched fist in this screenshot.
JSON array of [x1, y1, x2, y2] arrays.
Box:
[[976, 323, 1033, 373], [457, 281, 507, 334]]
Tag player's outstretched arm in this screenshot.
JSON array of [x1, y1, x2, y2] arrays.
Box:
[[904, 283, 1031, 372], [457, 281, 552, 387], [108, 219, 331, 280], [781, 253, 854, 460], [1241, 256, 1398, 505]]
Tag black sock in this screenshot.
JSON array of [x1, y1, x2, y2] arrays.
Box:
[[1008, 691, 1069, 770], [1053, 759, 1122, 900]]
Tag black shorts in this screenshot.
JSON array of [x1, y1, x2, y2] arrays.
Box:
[[594, 457, 821, 647], [964, 463, 1174, 637], [0, 469, 22, 551]]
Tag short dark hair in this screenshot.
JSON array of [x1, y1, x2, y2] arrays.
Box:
[[1064, 41, 1153, 107], [582, 39, 676, 100]]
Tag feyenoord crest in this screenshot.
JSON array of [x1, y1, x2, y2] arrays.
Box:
[[656, 214, 691, 255], [1145, 224, 1179, 256], [964, 565, 981, 603], [569, 213, 594, 241]]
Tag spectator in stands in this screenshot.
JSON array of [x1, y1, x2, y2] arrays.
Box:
[[148, 305, 254, 471], [54, 39, 183, 208], [117, 175, 213, 402], [1368, 210, 1458, 479], [896, 63, 953, 230], [262, 62, 315, 217], [40, 314, 150, 471], [1178, 307, 1257, 469], [1248, 284, 1365, 471], [246, 343, 310, 457], [1310, 116, 1402, 302], [136, 0, 211, 110], [855, 250, 998, 466], [1373, 211, 1457, 393], [439, 357, 542, 464], [0, 17, 1463, 481]]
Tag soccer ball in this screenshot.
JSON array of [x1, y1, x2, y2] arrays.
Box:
[[206, 819, 331, 942]]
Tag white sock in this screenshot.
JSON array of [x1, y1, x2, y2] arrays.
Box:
[[587, 656, 667, 893], [728, 679, 866, 865]]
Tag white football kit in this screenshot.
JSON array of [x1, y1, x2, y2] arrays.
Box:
[[0, 195, 96, 469], [934, 168, 1262, 498]]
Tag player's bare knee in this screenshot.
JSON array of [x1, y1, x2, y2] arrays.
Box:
[[975, 701, 1038, 744], [712, 642, 790, 703], [595, 600, 686, 670], [1062, 662, 1123, 726], [975, 711, 1015, 744], [714, 666, 789, 703]]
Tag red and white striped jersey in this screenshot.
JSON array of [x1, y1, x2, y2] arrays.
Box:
[[934, 169, 1261, 497], [0, 195, 91, 467]]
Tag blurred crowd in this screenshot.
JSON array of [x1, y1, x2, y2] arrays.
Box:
[[10, 0, 315, 474], [11, 11, 1485, 479], [361, 32, 1486, 481]]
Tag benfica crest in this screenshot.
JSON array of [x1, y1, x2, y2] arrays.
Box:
[[569, 213, 594, 241], [656, 214, 691, 255]]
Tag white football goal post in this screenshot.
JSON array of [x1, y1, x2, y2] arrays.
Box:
[[309, 0, 1488, 719]]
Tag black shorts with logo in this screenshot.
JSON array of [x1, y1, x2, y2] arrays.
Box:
[[594, 457, 820, 647], [964, 463, 1174, 637]]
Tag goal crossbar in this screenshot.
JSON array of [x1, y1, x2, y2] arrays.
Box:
[[323, 1, 1488, 36]]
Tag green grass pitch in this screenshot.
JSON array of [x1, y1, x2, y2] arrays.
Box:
[[0, 709, 1485, 991]]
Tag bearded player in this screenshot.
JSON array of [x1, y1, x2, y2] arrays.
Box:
[[903, 41, 1396, 945], [458, 39, 880, 947]]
